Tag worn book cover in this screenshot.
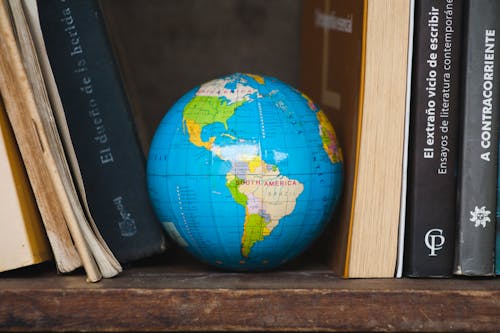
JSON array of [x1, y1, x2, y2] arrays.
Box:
[[454, 0, 500, 276], [0, 0, 84, 274], [38, 0, 167, 262], [2, 0, 127, 281], [0, 99, 52, 273], [301, 0, 413, 277], [300, 0, 364, 276], [404, 0, 464, 277]]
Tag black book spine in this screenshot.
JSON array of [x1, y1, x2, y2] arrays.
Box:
[[38, 0, 167, 262], [404, 0, 464, 277], [454, 0, 500, 276]]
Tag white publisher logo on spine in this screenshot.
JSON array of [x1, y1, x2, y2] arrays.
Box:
[[424, 229, 445, 257], [469, 206, 492, 228]]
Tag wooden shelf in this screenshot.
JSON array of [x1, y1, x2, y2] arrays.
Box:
[[1, 258, 499, 332], [1, 2, 499, 332]]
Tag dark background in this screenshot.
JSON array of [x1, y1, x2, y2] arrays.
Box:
[[101, 0, 302, 153], [100, 0, 322, 267]]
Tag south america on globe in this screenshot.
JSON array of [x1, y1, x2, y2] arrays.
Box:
[[147, 73, 343, 271]]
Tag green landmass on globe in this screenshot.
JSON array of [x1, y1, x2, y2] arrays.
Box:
[[147, 73, 343, 271]]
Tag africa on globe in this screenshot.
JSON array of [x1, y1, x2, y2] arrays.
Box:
[[147, 73, 343, 271]]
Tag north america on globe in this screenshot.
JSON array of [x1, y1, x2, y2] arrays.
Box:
[[147, 73, 343, 271]]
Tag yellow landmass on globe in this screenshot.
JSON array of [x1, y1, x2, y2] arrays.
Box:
[[221, 133, 238, 140], [183, 119, 215, 150], [316, 110, 342, 164], [248, 155, 267, 173], [246, 73, 265, 85]]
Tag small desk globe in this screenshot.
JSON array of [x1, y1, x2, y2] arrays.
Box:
[[147, 73, 343, 271]]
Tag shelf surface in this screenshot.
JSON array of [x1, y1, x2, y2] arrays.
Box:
[[1, 259, 499, 332]]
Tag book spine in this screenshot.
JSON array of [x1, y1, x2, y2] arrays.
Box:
[[0, 98, 51, 272], [0, 0, 83, 273], [497, 179, 500, 275], [454, 0, 500, 276], [38, 0, 167, 262], [404, 0, 464, 277]]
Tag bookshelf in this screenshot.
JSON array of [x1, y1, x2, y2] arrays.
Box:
[[1, 1, 499, 331], [1, 254, 500, 332]]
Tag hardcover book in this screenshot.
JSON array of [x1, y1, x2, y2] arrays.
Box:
[[0, 0, 122, 281], [498, 170, 500, 274], [300, 0, 414, 277], [404, 0, 464, 277], [454, 0, 500, 276], [497, 181, 500, 274], [38, 0, 167, 263]]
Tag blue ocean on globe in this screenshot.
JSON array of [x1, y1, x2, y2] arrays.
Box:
[[147, 73, 343, 271]]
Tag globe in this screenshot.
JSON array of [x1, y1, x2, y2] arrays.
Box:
[[147, 73, 343, 271]]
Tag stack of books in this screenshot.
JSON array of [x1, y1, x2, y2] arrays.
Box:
[[0, 0, 167, 282], [300, 0, 500, 278]]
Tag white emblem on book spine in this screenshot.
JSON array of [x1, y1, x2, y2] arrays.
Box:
[[469, 206, 491, 228], [425, 229, 445, 256]]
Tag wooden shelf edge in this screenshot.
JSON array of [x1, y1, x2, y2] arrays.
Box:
[[1, 287, 499, 332], [1, 267, 499, 332]]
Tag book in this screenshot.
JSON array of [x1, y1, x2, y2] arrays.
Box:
[[404, 0, 464, 278], [37, 0, 167, 263], [0, 0, 81, 275], [0, 0, 122, 281], [497, 175, 500, 275], [0, 98, 52, 273], [454, 0, 500, 277], [300, 0, 414, 277]]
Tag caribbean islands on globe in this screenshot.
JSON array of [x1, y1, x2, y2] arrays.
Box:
[[147, 73, 343, 271]]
